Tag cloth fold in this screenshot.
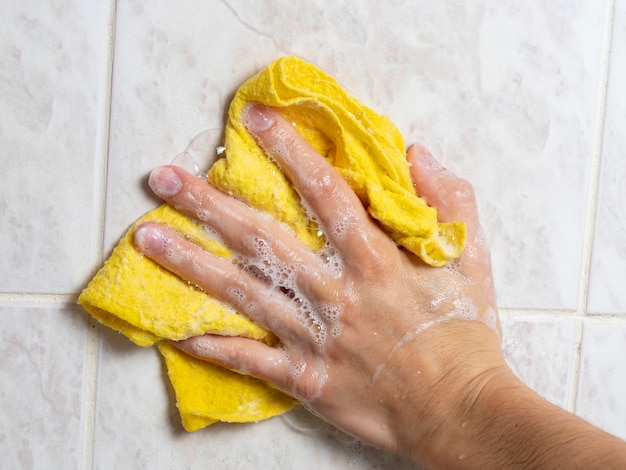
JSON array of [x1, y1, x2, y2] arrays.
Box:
[[78, 56, 465, 432]]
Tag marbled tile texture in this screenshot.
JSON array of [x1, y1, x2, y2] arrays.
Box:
[[1, 0, 625, 468]]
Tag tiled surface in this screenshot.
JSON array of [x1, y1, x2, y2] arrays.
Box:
[[588, 0, 626, 314], [1, 0, 626, 468], [577, 323, 626, 441], [0, 0, 109, 293], [0, 306, 87, 468], [94, 329, 419, 469], [501, 318, 578, 410]]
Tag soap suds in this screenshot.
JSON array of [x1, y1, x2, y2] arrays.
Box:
[[234, 231, 345, 351], [371, 295, 493, 385], [212, 218, 348, 403], [199, 222, 225, 244]]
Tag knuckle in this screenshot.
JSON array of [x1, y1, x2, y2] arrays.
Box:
[[350, 241, 394, 281], [307, 167, 340, 200], [450, 178, 476, 203]]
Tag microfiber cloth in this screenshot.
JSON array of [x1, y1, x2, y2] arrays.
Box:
[[79, 56, 466, 432]]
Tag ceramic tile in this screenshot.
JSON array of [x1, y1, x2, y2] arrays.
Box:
[[425, 2, 605, 310], [588, 0, 626, 314], [93, 328, 422, 469], [0, 0, 110, 293], [0, 305, 87, 468], [502, 318, 577, 409], [91, 1, 613, 466], [104, 0, 267, 251], [4, 0, 626, 467], [105, 0, 606, 311], [576, 322, 626, 440]]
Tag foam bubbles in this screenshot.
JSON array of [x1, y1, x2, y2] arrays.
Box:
[[451, 298, 479, 322], [330, 217, 347, 240], [483, 307, 498, 332], [319, 244, 345, 277], [234, 232, 345, 351], [291, 359, 307, 378], [196, 208, 211, 222], [226, 287, 247, 305], [199, 222, 224, 244], [318, 303, 342, 323]]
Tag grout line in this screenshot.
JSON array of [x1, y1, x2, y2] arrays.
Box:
[[567, 0, 617, 417], [576, 0, 616, 322], [499, 307, 577, 318], [499, 308, 626, 323], [80, 319, 101, 470], [0, 292, 77, 305], [566, 319, 584, 413], [79, 1, 117, 469]]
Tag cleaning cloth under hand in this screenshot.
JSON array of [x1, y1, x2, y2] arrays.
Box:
[[78, 56, 466, 432]]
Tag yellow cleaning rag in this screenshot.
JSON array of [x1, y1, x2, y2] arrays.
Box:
[[79, 56, 465, 432]]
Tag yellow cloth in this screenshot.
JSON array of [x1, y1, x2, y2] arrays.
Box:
[[78, 56, 465, 432]]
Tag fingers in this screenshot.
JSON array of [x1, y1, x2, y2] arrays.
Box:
[[173, 334, 326, 402], [134, 222, 303, 339], [407, 145, 491, 280], [244, 104, 385, 263], [147, 165, 331, 297], [407, 145, 478, 227], [173, 334, 290, 385], [148, 166, 317, 265]]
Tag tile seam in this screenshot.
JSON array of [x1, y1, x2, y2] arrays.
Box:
[[568, 0, 617, 417], [566, 319, 584, 413], [500, 308, 626, 322], [577, 0, 615, 322], [79, 0, 117, 468], [0, 293, 78, 305]]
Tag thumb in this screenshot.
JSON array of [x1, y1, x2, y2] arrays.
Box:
[[407, 144, 478, 228], [407, 144, 490, 280]]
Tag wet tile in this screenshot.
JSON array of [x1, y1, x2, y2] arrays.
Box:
[[0, 0, 111, 293], [92, 329, 421, 469], [502, 318, 577, 409], [588, 0, 626, 314], [105, 1, 607, 311], [576, 322, 626, 440], [0, 305, 87, 468]]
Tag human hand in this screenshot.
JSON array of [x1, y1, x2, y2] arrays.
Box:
[[134, 104, 508, 465]]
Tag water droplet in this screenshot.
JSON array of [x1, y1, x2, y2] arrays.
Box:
[[171, 151, 200, 176], [170, 128, 224, 176], [281, 406, 327, 434]]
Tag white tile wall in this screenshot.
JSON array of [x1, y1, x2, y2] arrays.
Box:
[[0, 305, 87, 468], [577, 322, 626, 441], [588, 0, 626, 314], [0, 0, 110, 293], [1, 0, 625, 468]]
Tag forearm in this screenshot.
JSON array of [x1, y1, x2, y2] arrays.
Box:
[[423, 369, 626, 469]]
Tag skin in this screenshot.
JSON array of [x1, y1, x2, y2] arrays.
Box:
[[134, 104, 626, 468]]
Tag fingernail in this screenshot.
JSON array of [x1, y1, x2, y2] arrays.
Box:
[[245, 103, 275, 132], [149, 167, 182, 197], [134, 224, 166, 254]]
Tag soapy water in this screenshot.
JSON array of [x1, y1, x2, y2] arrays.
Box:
[[167, 125, 348, 362], [281, 406, 365, 466], [170, 127, 225, 177], [233, 232, 346, 349], [167, 123, 498, 447]]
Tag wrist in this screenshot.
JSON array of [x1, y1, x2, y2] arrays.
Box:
[[383, 319, 511, 466], [419, 348, 626, 469], [420, 363, 529, 468]]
